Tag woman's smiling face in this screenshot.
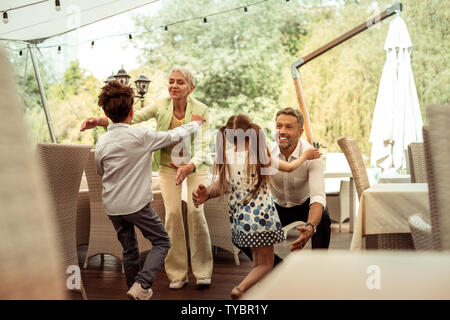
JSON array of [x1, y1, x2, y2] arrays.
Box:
[[168, 71, 193, 100]]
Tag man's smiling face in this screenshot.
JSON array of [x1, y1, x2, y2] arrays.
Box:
[[275, 113, 303, 150]]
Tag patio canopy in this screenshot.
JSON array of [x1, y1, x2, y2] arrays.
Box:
[[0, 0, 159, 142], [0, 0, 158, 43]]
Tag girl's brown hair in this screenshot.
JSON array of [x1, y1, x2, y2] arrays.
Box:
[[213, 114, 272, 203], [98, 80, 134, 123]]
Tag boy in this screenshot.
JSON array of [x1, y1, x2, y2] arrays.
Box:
[[94, 81, 205, 300]]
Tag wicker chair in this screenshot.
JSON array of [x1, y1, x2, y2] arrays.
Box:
[[76, 189, 90, 246], [408, 142, 427, 183], [409, 105, 450, 251], [337, 137, 370, 200], [203, 197, 241, 265], [83, 151, 159, 271], [0, 50, 67, 299], [37, 143, 91, 300], [337, 136, 414, 249]]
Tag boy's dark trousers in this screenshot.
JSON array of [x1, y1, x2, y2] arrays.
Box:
[[234, 198, 331, 266], [109, 203, 171, 289]]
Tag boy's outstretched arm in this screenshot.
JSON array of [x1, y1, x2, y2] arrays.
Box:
[[80, 116, 109, 131]]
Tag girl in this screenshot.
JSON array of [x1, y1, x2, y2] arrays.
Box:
[[192, 114, 321, 299]]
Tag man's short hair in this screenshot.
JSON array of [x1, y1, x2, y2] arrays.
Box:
[[276, 107, 304, 130]]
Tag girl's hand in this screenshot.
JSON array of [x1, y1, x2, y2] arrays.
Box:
[[192, 184, 209, 208], [304, 148, 322, 160]]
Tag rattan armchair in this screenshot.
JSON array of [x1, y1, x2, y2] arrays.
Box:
[[203, 197, 240, 265], [337, 136, 414, 249], [83, 151, 159, 271], [336, 137, 370, 200], [408, 105, 450, 251], [38, 143, 91, 299], [0, 50, 67, 299], [408, 142, 427, 183]]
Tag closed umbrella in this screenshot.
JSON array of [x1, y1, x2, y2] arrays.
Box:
[[369, 16, 423, 172]]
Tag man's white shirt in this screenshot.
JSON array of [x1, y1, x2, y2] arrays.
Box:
[[270, 139, 326, 208]]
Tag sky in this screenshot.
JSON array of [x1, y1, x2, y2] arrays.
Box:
[[43, 1, 162, 80]]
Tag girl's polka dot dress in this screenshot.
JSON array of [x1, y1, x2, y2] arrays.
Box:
[[227, 150, 285, 248]]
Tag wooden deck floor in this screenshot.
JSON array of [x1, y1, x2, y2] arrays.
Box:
[[79, 222, 351, 300]]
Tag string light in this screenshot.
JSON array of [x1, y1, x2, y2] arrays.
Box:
[[7, 0, 269, 53], [55, 0, 61, 11], [19, 50, 23, 56]]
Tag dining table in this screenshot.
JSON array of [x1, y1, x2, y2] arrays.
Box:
[[377, 173, 411, 184], [242, 250, 450, 300], [350, 183, 429, 250]]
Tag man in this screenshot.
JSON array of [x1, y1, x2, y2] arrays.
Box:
[[236, 107, 331, 264]]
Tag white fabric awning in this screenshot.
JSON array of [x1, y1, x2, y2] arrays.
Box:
[[0, 0, 158, 43]]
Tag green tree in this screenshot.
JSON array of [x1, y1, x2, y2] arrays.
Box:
[[134, 0, 310, 133], [279, 0, 449, 160]]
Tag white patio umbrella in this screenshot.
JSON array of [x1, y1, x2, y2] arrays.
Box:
[[369, 15, 423, 172]]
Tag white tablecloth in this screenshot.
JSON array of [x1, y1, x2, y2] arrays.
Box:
[[243, 250, 450, 300], [351, 183, 429, 250], [378, 174, 411, 184]]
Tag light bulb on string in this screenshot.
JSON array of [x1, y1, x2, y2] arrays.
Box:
[[3, 11, 8, 24], [19, 50, 23, 56], [129, 34, 133, 40], [58, 46, 61, 54], [91, 41, 95, 49], [164, 25, 168, 31], [55, 0, 61, 11], [244, 7, 248, 14], [203, 17, 207, 24]]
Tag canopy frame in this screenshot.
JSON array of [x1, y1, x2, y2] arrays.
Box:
[[28, 43, 56, 143], [291, 2, 403, 147]]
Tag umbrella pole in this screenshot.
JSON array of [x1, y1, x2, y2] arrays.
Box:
[[292, 69, 314, 144], [291, 2, 402, 146], [28, 43, 57, 143]]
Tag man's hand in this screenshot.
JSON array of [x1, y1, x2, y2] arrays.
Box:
[[192, 184, 209, 208], [169, 162, 195, 185], [80, 117, 98, 132], [191, 114, 206, 123], [290, 225, 314, 251]]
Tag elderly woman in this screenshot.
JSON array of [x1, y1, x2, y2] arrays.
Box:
[[80, 67, 213, 289]]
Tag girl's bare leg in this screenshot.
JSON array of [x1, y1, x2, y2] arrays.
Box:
[[231, 245, 274, 298]]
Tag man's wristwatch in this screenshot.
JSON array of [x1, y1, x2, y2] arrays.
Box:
[[305, 222, 317, 234]]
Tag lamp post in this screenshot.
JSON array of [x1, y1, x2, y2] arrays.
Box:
[[134, 73, 151, 108], [104, 72, 116, 84], [114, 66, 131, 85], [106, 66, 151, 108]]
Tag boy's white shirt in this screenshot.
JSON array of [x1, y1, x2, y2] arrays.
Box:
[[95, 121, 201, 215]]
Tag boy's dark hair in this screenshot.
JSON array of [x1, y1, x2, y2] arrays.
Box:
[[98, 80, 134, 123], [275, 107, 304, 130]]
